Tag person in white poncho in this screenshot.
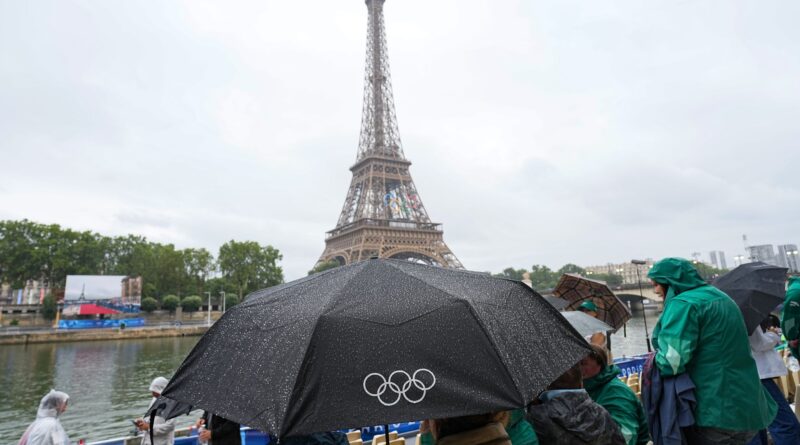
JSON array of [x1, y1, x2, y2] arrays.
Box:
[[135, 377, 177, 445], [18, 390, 71, 445]]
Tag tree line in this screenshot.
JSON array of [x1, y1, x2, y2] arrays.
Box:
[[492, 264, 623, 291], [0, 220, 284, 305], [492, 262, 725, 291]]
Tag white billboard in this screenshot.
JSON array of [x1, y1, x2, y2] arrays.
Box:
[[64, 275, 132, 303]]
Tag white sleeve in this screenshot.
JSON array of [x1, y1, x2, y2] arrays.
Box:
[[151, 416, 176, 437], [750, 329, 780, 352]]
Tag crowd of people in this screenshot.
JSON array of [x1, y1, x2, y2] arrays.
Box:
[[17, 258, 800, 445]]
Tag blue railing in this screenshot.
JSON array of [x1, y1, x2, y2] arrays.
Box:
[[58, 318, 146, 329]]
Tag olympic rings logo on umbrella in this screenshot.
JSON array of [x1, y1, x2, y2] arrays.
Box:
[[362, 369, 436, 406]]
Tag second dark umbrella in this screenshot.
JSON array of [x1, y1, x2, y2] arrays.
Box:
[[713, 261, 788, 334]]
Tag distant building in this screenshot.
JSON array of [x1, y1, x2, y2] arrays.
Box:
[[120, 276, 143, 304], [709, 251, 728, 270], [747, 244, 777, 265], [777, 244, 799, 272], [584, 260, 655, 286]]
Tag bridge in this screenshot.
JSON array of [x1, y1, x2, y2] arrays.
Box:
[[614, 286, 663, 311]]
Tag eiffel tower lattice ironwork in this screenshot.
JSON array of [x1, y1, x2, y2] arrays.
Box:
[[317, 0, 462, 269]]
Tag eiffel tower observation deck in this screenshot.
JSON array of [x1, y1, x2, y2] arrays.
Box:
[[317, 0, 462, 269]]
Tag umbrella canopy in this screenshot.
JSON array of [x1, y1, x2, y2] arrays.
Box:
[[560, 311, 614, 337], [553, 274, 631, 332], [713, 262, 788, 334], [157, 259, 589, 438]]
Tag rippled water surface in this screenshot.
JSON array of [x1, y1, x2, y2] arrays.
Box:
[[0, 336, 200, 443]]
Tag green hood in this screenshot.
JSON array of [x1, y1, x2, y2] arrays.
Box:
[[647, 257, 706, 299], [788, 276, 800, 299], [584, 364, 621, 393]]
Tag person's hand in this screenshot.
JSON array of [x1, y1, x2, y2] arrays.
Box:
[[199, 429, 212, 441], [136, 420, 150, 431], [195, 418, 205, 429]]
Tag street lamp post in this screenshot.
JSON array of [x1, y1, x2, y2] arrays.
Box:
[[205, 291, 212, 327], [616, 267, 626, 338], [631, 259, 652, 352], [220, 291, 226, 314]]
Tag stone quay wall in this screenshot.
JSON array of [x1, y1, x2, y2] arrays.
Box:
[[0, 325, 208, 345]]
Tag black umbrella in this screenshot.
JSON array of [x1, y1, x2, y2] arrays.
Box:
[[713, 261, 788, 334], [156, 259, 589, 438], [560, 311, 614, 338]]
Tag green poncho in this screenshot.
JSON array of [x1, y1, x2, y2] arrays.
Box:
[[648, 258, 776, 431], [584, 365, 649, 445], [782, 276, 800, 359]]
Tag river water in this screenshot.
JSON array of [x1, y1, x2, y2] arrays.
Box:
[[0, 336, 200, 443], [0, 313, 656, 443]]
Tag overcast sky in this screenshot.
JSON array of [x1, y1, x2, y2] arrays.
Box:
[[1, 0, 798, 280]]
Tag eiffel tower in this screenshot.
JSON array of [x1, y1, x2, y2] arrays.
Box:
[[317, 0, 462, 269]]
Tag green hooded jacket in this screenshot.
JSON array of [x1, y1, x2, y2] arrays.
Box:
[[419, 409, 538, 445], [648, 258, 776, 431], [584, 365, 649, 445], [781, 276, 800, 359]]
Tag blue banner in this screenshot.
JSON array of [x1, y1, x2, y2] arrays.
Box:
[[58, 318, 146, 329], [613, 354, 649, 378], [355, 422, 421, 441]]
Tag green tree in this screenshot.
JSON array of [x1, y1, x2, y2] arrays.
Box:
[[151, 244, 188, 297], [529, 264, 559, 290], [557, 263, 586, 276], [205, 277, 237, 305], [218, 240, 284, 299], [493, 267, 527, 281], [181, 295, 203, 316], [183, 248, 215, 295], [225, 294, 240, 308], [140, 297, 158, 313], [308, 260, 341, 275], [41, 294, 58, 321], [162, 295, 180, 313], [692, 262, 725, 281], [0, 220, 48, 287]]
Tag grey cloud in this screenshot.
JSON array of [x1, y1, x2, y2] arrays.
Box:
[[1, 0, 798, 279]]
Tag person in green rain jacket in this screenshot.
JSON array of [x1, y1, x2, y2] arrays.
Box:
[[648, 258, 776, 443], [581, 345, 649, 445], [781, 276, 800, 359]]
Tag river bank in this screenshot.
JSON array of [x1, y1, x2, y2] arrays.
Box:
[[0, 324, 208, 345]]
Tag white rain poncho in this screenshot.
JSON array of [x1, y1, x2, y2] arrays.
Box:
[[141, 377, 176, 445], [18, 390, 71, 445]]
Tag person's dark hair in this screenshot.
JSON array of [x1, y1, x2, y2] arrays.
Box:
[[585, 344, 608, 369], [547, 363, 583, 390], [431, 412, 509, 440], [760, 314, 781, 333]]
